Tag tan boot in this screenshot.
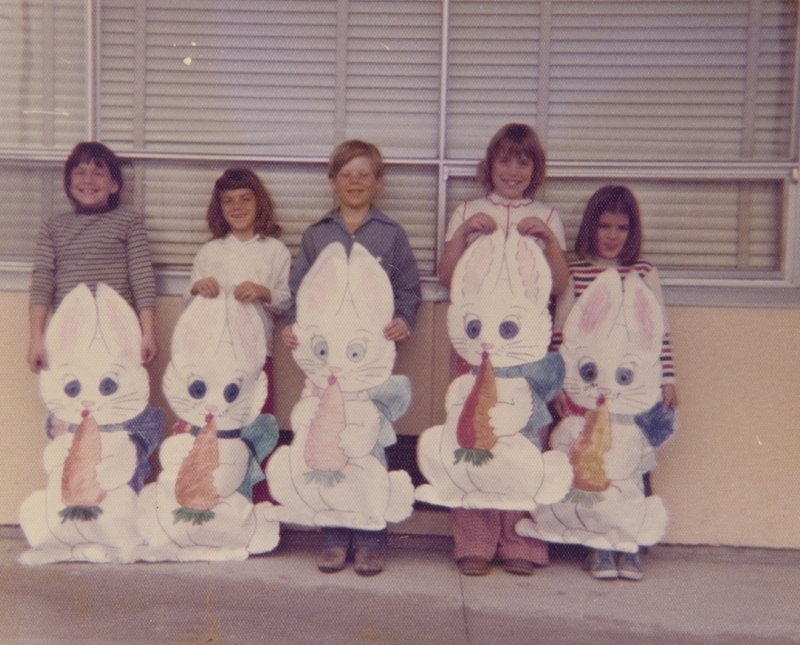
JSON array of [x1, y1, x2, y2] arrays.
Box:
[[353, 548, 384, 576], [317, 547, 348, 573]]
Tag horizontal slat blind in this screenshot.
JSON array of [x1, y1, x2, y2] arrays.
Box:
[[0, 0, 87, 148], [549, 1, 795, 160], [0, 0, 795, 281], [100, 0, 341, 156], [446, 0, 796, 162], [344, 2, 442, 157], [100, 0, 443, 159], [138, 161, 438, 275], [447, 176, 782, 272], [446, 1, 541, 159]]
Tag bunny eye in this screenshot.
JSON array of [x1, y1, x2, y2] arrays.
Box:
[[63, 376, 81, 398], [188, 379, 207, 400], [464, 317, 482, 339], [615, 366, 635, 386], [311, 336, 328, 361], [99, 375, 119, 396], [578, 360, 598, 383], [346, 341, 366, 363], [499, 319, 520, 340], [223, 382, 240, 403]]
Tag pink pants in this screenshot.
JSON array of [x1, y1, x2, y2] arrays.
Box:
[[451, 508, 549, 564]]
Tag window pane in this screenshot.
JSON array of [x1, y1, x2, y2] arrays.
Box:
[[0, 0, 87, 148]]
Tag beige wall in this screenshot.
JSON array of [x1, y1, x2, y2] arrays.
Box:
[[3, 291, 799, 549]]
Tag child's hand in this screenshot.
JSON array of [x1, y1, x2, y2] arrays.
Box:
[[234, 281, 270, 303], [281, 324, 299, 349], [661, 384, 678, 411], [190, 277, 221, 298], [383, 317, 410, 342], [140, 333, 159, 365], [462, 212, 497, 237], [27, 338, 48, 373], [517, 217, 556, 246]]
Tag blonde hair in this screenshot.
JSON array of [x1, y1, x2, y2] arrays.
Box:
[[328, 140, 384, 180]]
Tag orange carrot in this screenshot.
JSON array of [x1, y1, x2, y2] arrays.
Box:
[[61, 414, 107, 507], [569, 401, 612, 492], [175, 417, 220, 511], [456, 352, 498, 452], [305, 376, 348, 472]]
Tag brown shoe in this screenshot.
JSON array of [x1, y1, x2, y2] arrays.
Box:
[[317, 547, 348, 573], [353, 548, 384, 576], [503, 558, 536, 576], [457, 556, 490, 576]]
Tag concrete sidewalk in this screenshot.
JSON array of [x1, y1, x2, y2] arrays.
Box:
[[0, 526, 798, 645]]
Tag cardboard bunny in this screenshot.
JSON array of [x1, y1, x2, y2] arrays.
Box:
[[516, 268, 675, 552], [136, 293, 279, 561], [415, 228, 572, 510], [18, 283, 164, 564], [266, 242, 414, 530]]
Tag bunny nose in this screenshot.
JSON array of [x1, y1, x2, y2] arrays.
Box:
[[481, 343, 494, 352], [81, 401, 95, 409], [329, 366, 341, 375]]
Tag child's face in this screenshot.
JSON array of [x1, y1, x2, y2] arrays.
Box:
[[330, 155, 382, 213], [69, 160, 120, 211], [220, 188, 258, 240], [596, 211, 630, 260], [491, 152, 534, 200]]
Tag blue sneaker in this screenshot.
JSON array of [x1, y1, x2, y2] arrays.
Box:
[[587, 549, 618, 579], [617, 551, 644, 581]]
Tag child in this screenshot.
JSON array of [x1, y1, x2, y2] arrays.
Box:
[[551, 184, 677, 580], [437, 123, 569, 577], [189, 168, 291, 417], [282, 139, 421, 576], [28, 141, 158, 373]]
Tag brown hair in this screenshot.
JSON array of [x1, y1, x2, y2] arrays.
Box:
[[476, 123, 546, 199], [206, 168, 280, 239], [64, 142, 123, 211], [574, 185, 643, 266], [328, 139, 384, 180]]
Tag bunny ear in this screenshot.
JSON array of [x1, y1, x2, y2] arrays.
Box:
[[228, 297, 267, 369], [452, 230, 500, 300], [564, 268, 622, 342], [507, 228, 551, 307], [95, 283, 142, 363], [348, 242, 393, 324], [45, 283, 98, 360], [622, 272, 664, 355], [296, 242, 348, 322], [172, 294, 227, 359]]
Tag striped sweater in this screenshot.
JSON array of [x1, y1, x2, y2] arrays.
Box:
[[30, 207, 156, 313], [551, 259, 676, 384]]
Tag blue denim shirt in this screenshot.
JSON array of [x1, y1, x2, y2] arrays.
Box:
[[286, 207, 421, 330]]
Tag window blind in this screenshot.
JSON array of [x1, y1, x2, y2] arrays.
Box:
[[0, 0, 796, 283], [0, 0, 87, 149]]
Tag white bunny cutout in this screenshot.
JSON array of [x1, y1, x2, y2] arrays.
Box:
[[415, 228, 572, 510], [19, 283, 164, 565], [266, 241, 414, 530], [136, 293, 280, 561], [516, 268, 675, 552]]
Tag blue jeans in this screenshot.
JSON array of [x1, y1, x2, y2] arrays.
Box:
[[321, 527, 388, 552]]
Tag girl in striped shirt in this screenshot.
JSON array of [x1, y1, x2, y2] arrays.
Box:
[[551, 185, 677, 416]]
